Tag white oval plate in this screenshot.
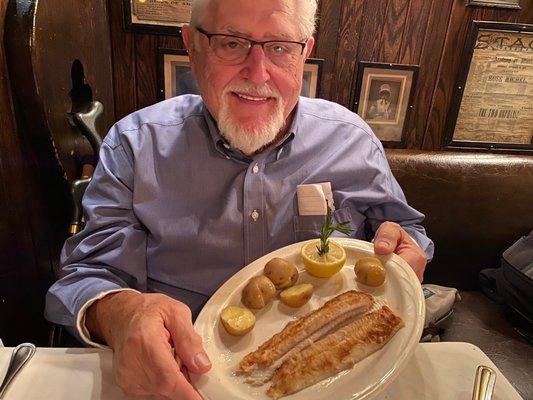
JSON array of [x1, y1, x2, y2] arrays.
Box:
[[191, 238, 424, 400]]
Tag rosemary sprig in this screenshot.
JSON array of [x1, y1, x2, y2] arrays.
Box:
[[317, 205, 354, 256]]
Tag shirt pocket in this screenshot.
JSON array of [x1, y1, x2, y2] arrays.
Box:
[[293, 207, 366, 242]]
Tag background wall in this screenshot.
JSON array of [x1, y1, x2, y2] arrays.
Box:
[[107, 0, 532, 150]]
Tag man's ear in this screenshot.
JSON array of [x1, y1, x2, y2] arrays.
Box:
[[182, 24, 194, 57], [304, 36, 315, 59]]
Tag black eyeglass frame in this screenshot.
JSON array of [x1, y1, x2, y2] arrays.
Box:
[[195, 27, 308, 56]]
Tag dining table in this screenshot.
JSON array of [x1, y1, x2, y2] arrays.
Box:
[[0, 341, 524, 399]]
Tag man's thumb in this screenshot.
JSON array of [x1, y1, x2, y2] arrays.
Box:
[[169, 318, 212, 374]]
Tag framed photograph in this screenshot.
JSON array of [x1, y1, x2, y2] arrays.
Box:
[[123, 0, 191, 35], [353, 62, 418, 147], [445, 21, 533, 152], [158, 49, 199, 100], [466, 0, 521, 9], [301, 58, 323, 98]]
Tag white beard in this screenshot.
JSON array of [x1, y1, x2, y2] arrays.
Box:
[[217, 83, 285, 155]]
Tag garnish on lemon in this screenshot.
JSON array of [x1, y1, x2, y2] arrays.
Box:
[[300, 205, 354, 278]]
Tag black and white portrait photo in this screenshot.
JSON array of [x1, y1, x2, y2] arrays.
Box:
[[365, 81, 401, 122], [354, 62, 418, 147]]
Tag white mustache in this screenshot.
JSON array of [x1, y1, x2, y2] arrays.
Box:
[[224, 82, 280, 99]]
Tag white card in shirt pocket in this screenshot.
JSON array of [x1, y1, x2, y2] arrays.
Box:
[[297, 182, 334, 216]]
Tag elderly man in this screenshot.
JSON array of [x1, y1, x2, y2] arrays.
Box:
[[46, 0, 433, 399]]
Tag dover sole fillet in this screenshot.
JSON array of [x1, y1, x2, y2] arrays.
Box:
[[237, 291, 374, 375], [267, 305, 404, 399]]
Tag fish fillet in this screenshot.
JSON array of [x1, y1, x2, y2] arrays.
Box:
[[236, 291, 373, 377], [266, 306, 404, 399]]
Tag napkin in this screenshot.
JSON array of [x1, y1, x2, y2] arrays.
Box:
[[297, 182, 334, 216]]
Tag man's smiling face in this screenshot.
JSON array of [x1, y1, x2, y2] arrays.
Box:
[[184, 0, 314, 154]]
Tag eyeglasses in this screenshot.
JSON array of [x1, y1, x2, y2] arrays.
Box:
[[196, 27, 307, 67]]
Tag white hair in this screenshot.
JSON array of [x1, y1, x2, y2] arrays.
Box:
[[190, 0, 318, 38]]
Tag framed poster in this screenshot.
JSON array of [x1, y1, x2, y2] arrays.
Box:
[[301, 58, 323, 98], [445, 21, 533, 152], [353, 62, 418, 147], [123, 0, 192, 35], [466, 0, 522, 9], [158, 49, 199, 100]]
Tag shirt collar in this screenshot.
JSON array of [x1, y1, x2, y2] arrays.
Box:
[[201, 100, 302, 163]]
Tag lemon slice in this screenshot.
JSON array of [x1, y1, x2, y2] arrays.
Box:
[[300, 240, 347, 278]]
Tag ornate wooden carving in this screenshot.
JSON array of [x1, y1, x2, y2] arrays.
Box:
[[2, 0, 115, 344]]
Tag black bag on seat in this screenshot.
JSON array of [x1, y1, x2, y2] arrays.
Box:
[[479, 230, 533, 343]]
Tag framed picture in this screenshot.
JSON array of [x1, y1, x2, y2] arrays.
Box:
[[158, 49, 199, 100], [301, 58, 323, 98], [353, 62, 418, 147], [466, 0, 521, 9], [445, 21, 533, 152], [123, 0, 191, 35]]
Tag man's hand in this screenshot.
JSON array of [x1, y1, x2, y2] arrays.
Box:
[[373, 221, 427, 281], [86, 291, 210, 399]]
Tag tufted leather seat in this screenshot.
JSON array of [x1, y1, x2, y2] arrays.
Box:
[[386, 149, 533, 399], [386, 149, 533, 288]]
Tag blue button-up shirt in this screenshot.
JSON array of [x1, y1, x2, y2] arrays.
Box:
[[45, 95, 434, 330]]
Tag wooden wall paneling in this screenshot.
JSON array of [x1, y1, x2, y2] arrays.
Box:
[[328, 0, 365, 107], [376, 0, 410, 63], [356, 0, 390, 63], [398, 0, 433, 65], [346, 0, 390, 107], [158, 35, 185, 50], [135, 34, 159, 109], [481, 5, 519, 23], [313, 0, 344, 100], [422, 2, 483, 150], [404, 0, 454, 148], [517, 2, 533, 24], [109, 0, 137, 121]]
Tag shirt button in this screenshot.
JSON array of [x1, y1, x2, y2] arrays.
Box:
[[251, 210, 260, 221], [252, 163, 259, 174]]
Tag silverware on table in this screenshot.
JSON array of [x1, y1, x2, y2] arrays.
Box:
[[0, 343, 36, 398], [472, 365, 496, 400]]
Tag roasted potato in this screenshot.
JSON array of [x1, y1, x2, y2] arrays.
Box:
[[220, 306, 256, 336], [242, 276, 276, 309], [354, 256, 386, 286], [279, 283, 314, 307], [263, 257, 299, 289]]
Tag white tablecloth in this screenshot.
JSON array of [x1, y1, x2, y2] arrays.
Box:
[[0, 342, 523, 399]]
